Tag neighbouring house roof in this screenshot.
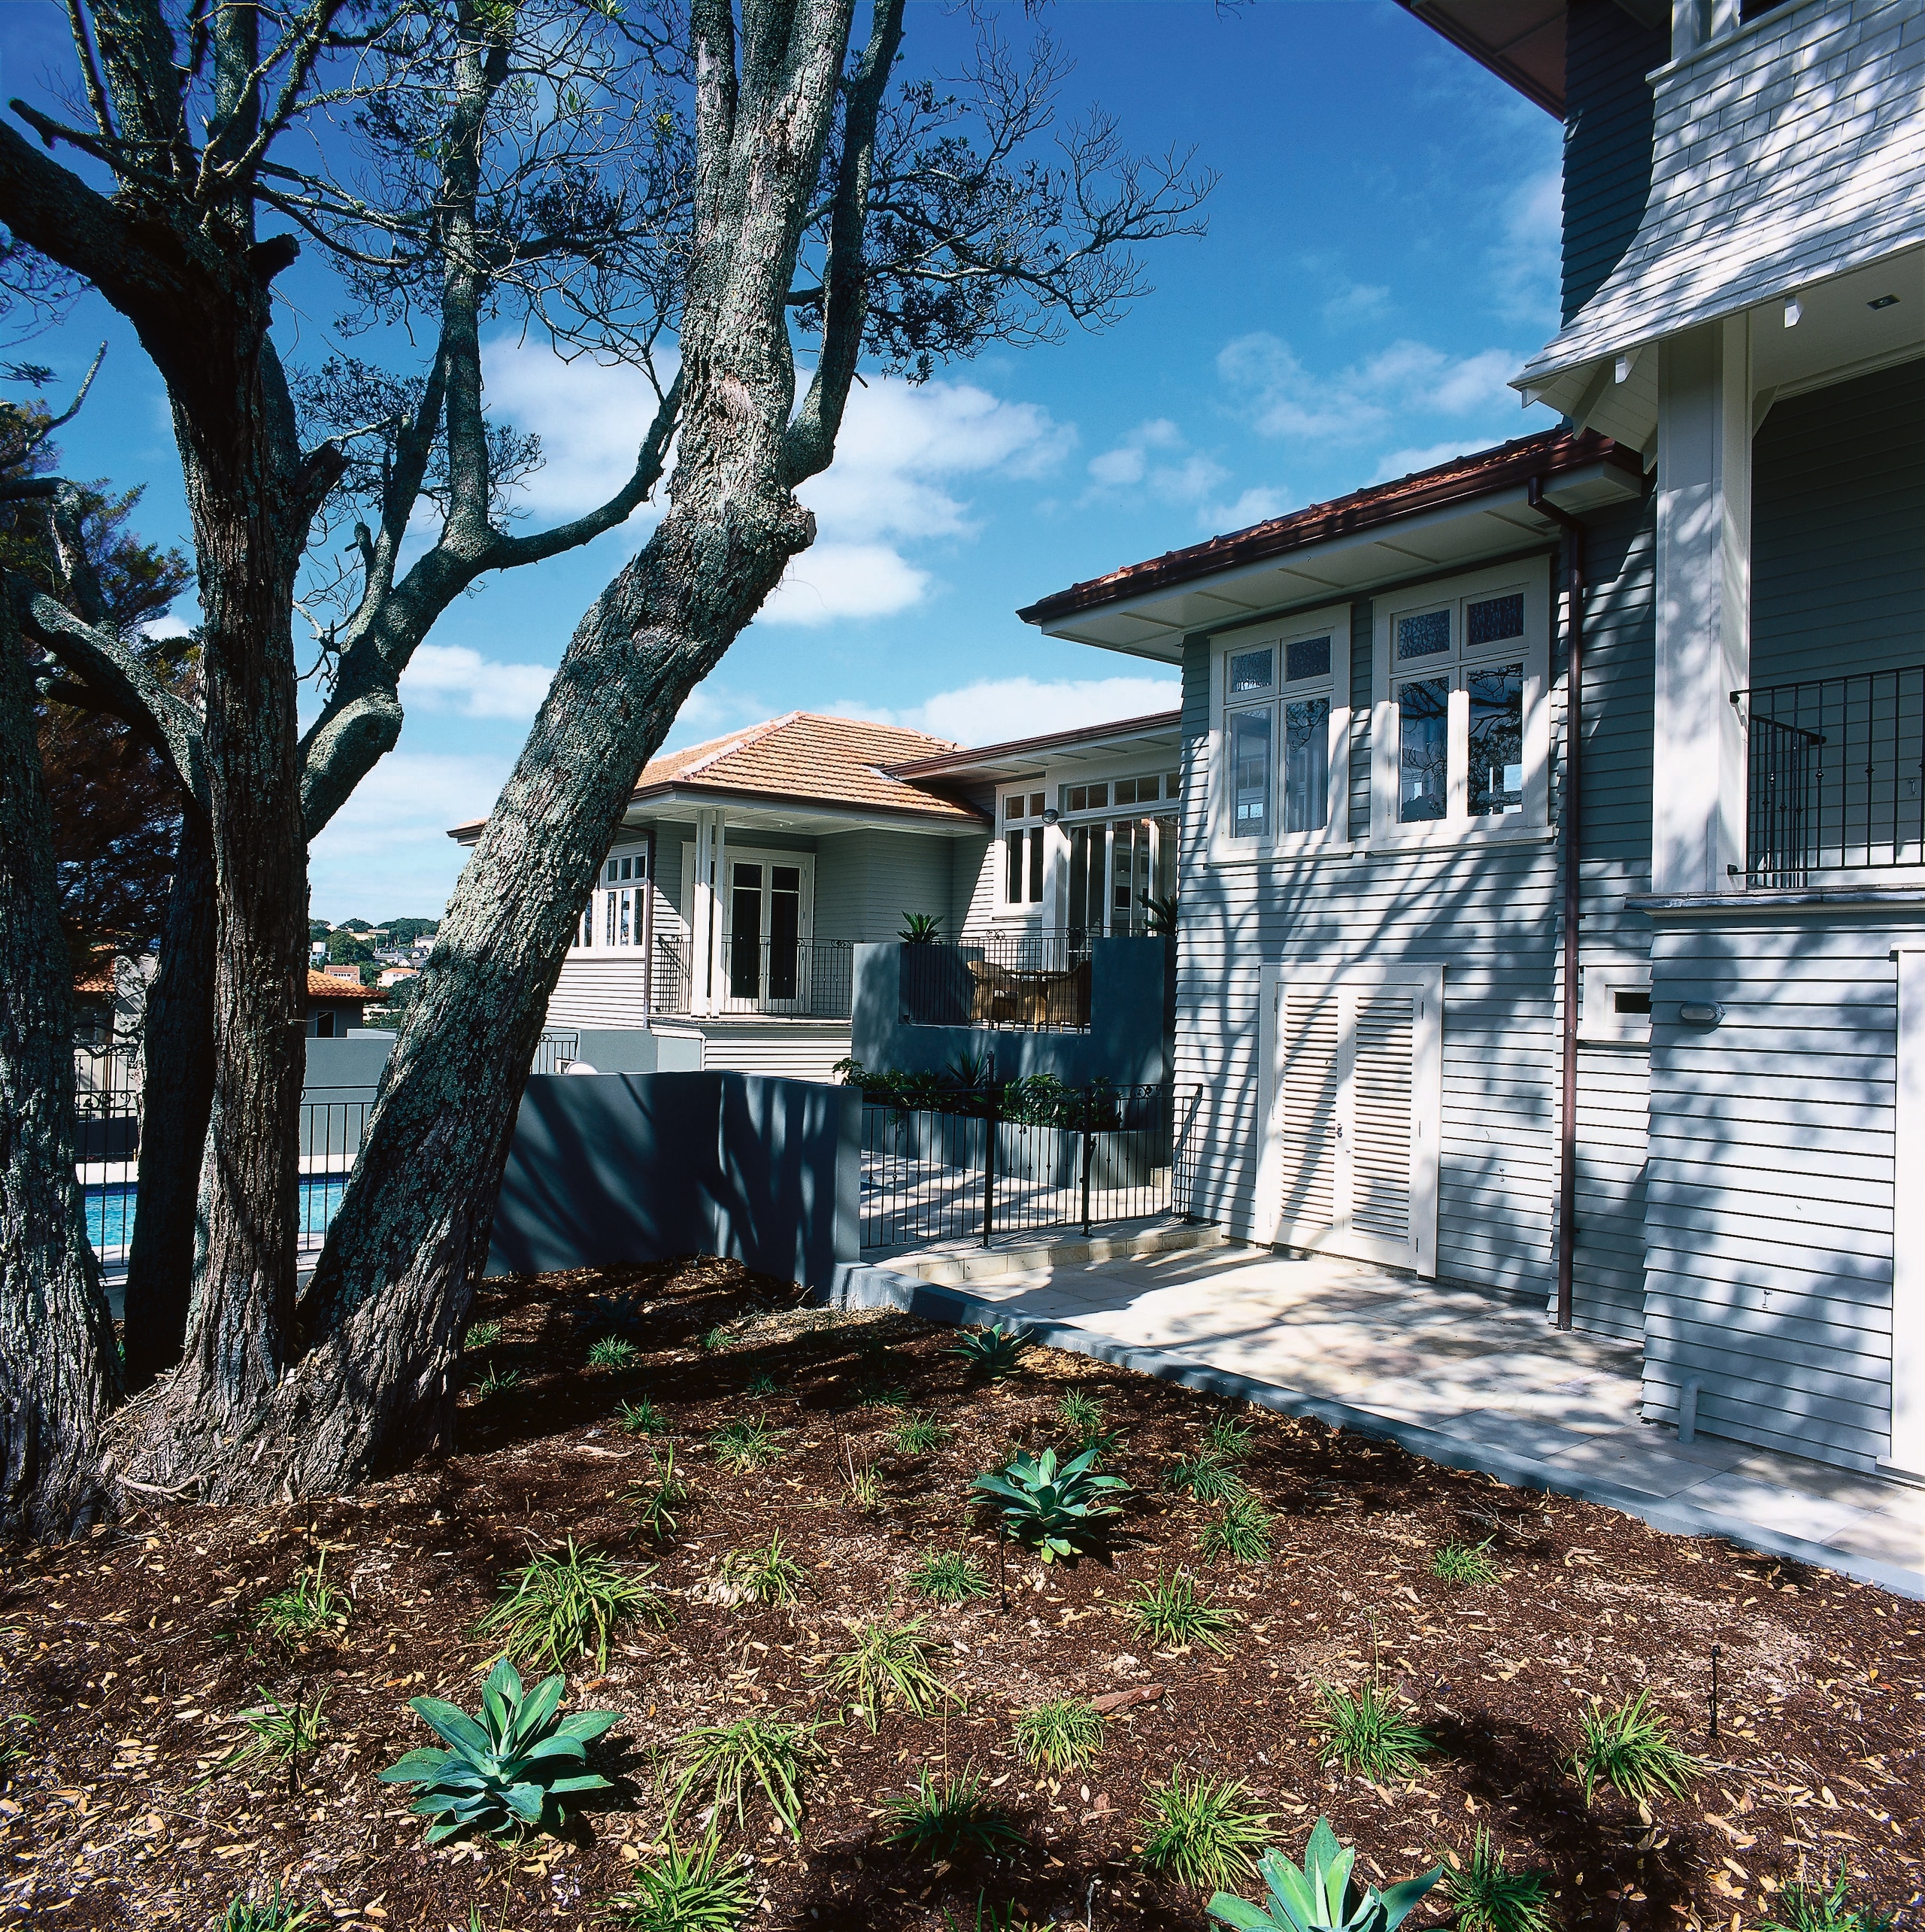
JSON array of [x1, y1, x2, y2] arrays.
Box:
[[307, 972, 370, 1003], [448, 712, 990, 842], [1017, 428, 1642, 654], [885, 710, 1184, 784]]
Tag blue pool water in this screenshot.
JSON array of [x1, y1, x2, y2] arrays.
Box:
[[86, 1175, 350, 1254]]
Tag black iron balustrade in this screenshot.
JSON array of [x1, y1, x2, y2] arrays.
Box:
[[1737, 664, 1925, 885], [899, 930, 1095, 1033], [651, 933, 856, 1019]]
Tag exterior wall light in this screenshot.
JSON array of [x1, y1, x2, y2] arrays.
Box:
[[1868, 294, 1899, 311], [1783, 296, 1802, 327], [1678, 1002, 1724, 1027], [1043, 807, 1060, 825]]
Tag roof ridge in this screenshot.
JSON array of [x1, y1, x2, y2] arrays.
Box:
[[681, 711, 799, 778], [788, 710, 962, 753]]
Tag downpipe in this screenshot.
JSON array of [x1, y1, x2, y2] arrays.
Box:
[[1529, 475, 1584, 1333]]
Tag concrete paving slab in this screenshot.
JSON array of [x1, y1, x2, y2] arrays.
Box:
[[1432, 1409, 1608, 1464]]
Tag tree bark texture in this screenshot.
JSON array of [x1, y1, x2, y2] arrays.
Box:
[[120, 812, 217, 1391], [0, 587, 123, 1536]]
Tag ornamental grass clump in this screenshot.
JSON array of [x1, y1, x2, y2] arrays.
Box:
[[1138, 1770, 1272, 1891], [1129, 1569, 1234, 1654], [1166, 1445, 1245, 1503], [1314, 1678, 1431, 1781], [195, 1687, 326, 1787], [587, 1334, 641, 1372], [972, 1444, 1130, 1563], [255, 1553, 349, 1642], [720, 1530, 802, 1606], [1205, 1817, 1442, 1932], [1432, 1538, 1499, 1587], [602, 1832, 753, 1930], [1200, 1492, 1274, 1565], [820, 1615, 957, 1730], [884, 1766, 1022, 1860], [625, 1445, 687, 1542], [1202, 1412, 1254, 1458], [1057, 1387, 1107, 1440], [617, 1396, 668, 1435], [463, 1321, 503, 1353], [1574, 1691, 1698, 1806], [1435, 1827, 1552, 1932], [906, 1548, 991, 1606], [1013, 1697, 1105, 1773], [709, 1412, 784, 1472], [666, 1712, 825, 1836], [477, 1541, 668, 1673], [892, 1410, 949, 1454], [377, 1660, 617, 1845], [222, 1890, 314, 1932], [1758, 1873, 1897, 1932]]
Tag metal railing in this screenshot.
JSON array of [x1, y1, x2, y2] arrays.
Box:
[[899, 930, 1095, 1033], [856, 1078, 1199, 1251], [652, 934, 856, 1019], [1739, 665, 1925, 885], [533, 1032, 579, 1075]]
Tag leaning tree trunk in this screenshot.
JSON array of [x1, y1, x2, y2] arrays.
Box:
[[120, 811, 217, 1391], [0, 585, 123, 1536]]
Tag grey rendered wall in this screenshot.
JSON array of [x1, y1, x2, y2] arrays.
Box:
[[303, 1033, 394, 1096], [1750, 356, 1925, 690], [1560, 0, 1666, 324], [485, 1070, 859, 1287], [1642, 907, 1925, 1472]]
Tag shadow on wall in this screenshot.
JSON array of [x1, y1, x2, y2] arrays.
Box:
[[484, 1070, 859, 1289]]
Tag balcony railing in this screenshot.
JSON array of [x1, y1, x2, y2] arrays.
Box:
[[1739, 665, 1925, 886], [652, 935, 856, 1020], [900, 931, 1094, 1034]]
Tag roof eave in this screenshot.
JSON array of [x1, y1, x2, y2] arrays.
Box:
[[884, 709, 1184, 781]]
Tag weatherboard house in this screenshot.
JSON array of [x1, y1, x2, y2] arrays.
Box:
[[1022, 0, 1925, 1485]]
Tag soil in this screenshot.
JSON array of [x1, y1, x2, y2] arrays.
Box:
[[3, 1257, 1922, 1931]]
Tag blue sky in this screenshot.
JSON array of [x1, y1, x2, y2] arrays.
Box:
[[11, 1, 1562, 921]]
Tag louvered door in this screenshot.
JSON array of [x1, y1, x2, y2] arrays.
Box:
[[1270, 973, 1438, 1275]]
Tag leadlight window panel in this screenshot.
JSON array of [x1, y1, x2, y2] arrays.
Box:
[[1466, 593, 1525, 648], [1229, 648, 1275, 694], [1396, 608, 1451, 660], [1396, 677, 1450, 822], [1229, 708, 1272, 840], [1283, 697, 1330, 835], [1468, 663, 1525, 816], [1285, 635, 1332, 684]]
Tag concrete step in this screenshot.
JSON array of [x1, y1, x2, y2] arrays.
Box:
[[872, 1217, 1224, 1286]]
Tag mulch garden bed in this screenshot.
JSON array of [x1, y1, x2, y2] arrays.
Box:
[[2, 1255, 1921, 1930]]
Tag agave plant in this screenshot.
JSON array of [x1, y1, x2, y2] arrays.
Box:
[[377, 1659, 618, 1844], [1208, 1818, 1441, 1932], [971, 1444, 1131, 1562], [949, 1322, 1032, 1378]]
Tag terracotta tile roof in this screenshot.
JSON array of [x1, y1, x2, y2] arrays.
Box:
[[308, 972, 370, 1002], [1017, 428, 1639, 627]]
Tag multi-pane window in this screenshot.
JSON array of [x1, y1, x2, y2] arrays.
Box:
[[1220, 614, 1344, 850], [579, 847, 649, 948], [1374, 571, 1542, 839], [1058, 773, 1181, 938], [1003, 791, 1047, 906]]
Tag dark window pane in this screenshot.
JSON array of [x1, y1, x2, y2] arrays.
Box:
[[1396, 609, 1451, 660], [1089, 784, 1108, 808], [1229, 708, 1272, 840], [1005, 794, 1024, 820], [1137, 775, 1159, 801], [1229, 648, 1273, 694], [1467, 593, 1525, 647], [1468, 662, 1524, 816], [1284, 697, 1329, 834], [1613, 988, 1651, 1015], [1285, 635, 1332, 683], [1397, 678, 1450, 822], [1027, 826, 1044, 902], [1030, 792, 1045, 818], [1005, 830, 1023, 899], [1114, 778, 1137, 805]]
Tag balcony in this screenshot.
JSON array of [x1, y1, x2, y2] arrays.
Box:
[[899, 932, 1096, 1034], [651, 935, 856, 1020], [1738, 664, 1925, 886]]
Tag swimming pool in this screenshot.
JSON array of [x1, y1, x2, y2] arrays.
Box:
[[86, 1175, 351, 1254]]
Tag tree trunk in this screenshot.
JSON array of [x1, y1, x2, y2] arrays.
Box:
[[120, 811, 217, 1391], [0, 587, 123, 1536]]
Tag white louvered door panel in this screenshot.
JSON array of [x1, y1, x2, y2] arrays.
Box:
[[1348, 990, 1417, 1265], [1275, 991, 1343, 1251]]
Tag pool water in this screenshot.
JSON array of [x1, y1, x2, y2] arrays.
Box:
[[86, 1175, 350, 1254]]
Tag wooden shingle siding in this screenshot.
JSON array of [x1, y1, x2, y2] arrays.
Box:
[[1561, 0, 1666, 326], [1751, 356, 1925, 691]]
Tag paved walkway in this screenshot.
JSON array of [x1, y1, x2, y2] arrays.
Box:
[[829, 1241, 1925, 1599]]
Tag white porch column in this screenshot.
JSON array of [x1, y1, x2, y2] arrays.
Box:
[[690, 808, 727, 1016], [1654, 315, 1752, 896]]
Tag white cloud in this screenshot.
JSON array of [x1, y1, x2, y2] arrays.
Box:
[[1369, 441, 1490, 484], [1201, 485, 1291, 531], [141, 613, 194, 641], [401, 642, 556, 721], [1489, 168, 1562, 324], [1322, 279, 1392, 328], [829, 674, 1180, 748], [759, 543, 932, 627], [1081, 418, 1282, 531]]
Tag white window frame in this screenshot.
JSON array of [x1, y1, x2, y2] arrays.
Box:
[[1370, 558, 1551, 848], [573, 842, 653, 953], [1578, 963, 1653, 1045], [678, 842, 817, 942], [1208, 602, 1353, 863], [1054, 765, 1184, 936], [997, 786, 1050, 915]]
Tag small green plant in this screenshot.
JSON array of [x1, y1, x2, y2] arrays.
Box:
[[858, 1380, 907, 1410], [709, 1412, 784, 1472], [1432, 1538, 1498, 1587], [667, 1712, 825, 1836], [1166, 1447, 1245, 1502], [255, 1552, 349, 1642], [744, 1369, 781, 1398], [884, 1765, 1022, 1859], [196, 1687, 326, 1786], [906, 1547, 990, 1606], [604, 1833, 753, 1930], [1757, 1873, 1897, 1932], [1203, 1412, 1254, 1458], [1205, 1817, 1442, 1931], [820, 1614, 957, 1730], [0, 1712, 37, 1773], [698, 1324, 731, 1352], [972, 1443, 1131, 1562], [842, 1457, 883, 1509], [1013, 1696, 1105, 1772], [625, 1445, 688, 1542], [1057, 1387, 1108, 1441], [1138, 1770, 1272, 1891], [950, 1321, 1032, 1378], [588, 1334, 641, 1372], [378, 1659, 616, 1845], [221, 1889, 314, 1931], [1315, 1678, 1431, 1780], [464, 1320, 504, 1352], [892, 1410, 949, 1454], [1201, 1492, 1275, 1565], [899, 911, 944, 943], [1574, 1691, 1698, 1805], [477, 1541, 669, 1673], [617, 1395, 667, 1433], [720, 1530, 802, 1606], [1129, 1569, 1234, 1654], [1435, 1827, 1551, 1932], [474, 1360, 522, 1400]]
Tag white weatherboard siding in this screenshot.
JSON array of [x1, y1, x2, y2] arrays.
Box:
[[1643, 908, 1925, 1472], [1891, 947, 1925, 1479], [546, 956, 653, 1030], [687, 1021, 853, 1081], [1518, 0, 1925, 422]]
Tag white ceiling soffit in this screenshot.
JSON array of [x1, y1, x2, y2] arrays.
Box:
[[623, 795, 985, 838], [933, 725, 1185, 784], [1031, 469, 1639, 656]]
